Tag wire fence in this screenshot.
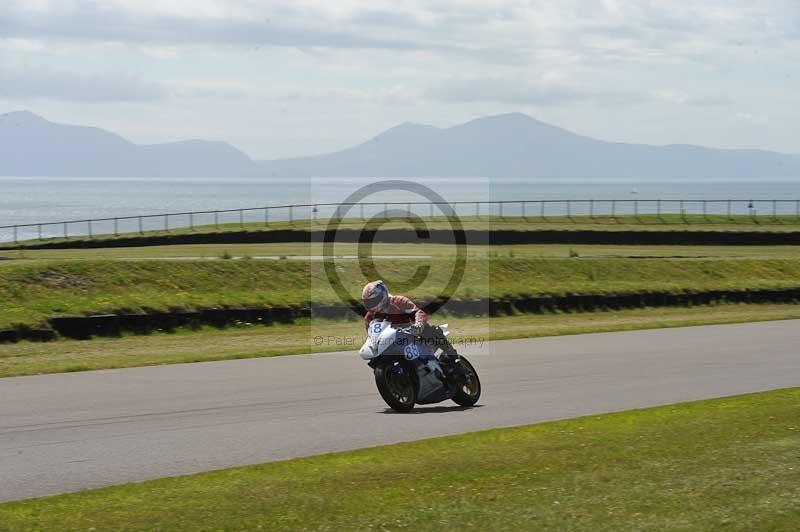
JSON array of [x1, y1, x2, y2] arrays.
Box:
[[2, 199, 800, 244]]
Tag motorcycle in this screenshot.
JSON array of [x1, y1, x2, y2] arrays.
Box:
[[359, 319, 481, 412]]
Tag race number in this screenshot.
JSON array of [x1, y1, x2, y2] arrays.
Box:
[[403, 344, 420, 360]]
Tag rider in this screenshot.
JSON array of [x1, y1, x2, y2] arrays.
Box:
[[361, 280, 458, 360]]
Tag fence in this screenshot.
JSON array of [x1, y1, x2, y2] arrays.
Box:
[[2, 199, 800, 244]]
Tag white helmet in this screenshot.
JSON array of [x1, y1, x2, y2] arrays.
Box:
[[362, 280, 389, 312]]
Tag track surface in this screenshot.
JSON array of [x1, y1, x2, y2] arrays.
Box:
[[1, 320, 798, 502]]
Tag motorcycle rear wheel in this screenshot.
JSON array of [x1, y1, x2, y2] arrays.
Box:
[[374, 361, 417, 412], [450, 356, 481, 407]]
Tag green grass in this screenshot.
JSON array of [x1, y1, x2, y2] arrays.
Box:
[[3, 303, 800, 378], [1, 388, 798, 531], [7, 213, 800, 250], [4, 242, 800, 262], [4, 257, 800, 329]]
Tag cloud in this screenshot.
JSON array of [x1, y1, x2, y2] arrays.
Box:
[[426, 77, 646, 106], [0, 2, 453, 52], [0, 64, 167, 102]]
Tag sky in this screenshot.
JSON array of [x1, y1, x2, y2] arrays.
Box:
[[1, 0, 798, 160]]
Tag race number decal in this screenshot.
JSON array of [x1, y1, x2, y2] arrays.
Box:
[[404, 344, 420, 360], [371, 322, 383, 334]]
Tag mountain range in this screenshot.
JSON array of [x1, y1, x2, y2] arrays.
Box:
[[2, 110, 799, 180]]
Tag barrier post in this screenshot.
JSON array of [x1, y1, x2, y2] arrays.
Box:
[[88, 220, 93, 239], [138, 216, 143, 235], [189, 213, 194, 231], [13, 226, 17, 243], [38, 224, 42, 240], [64, 222, 68, 239], [239, 209, 244, 228], [114, 218, 119, 236], [589, 199, 594, 218]]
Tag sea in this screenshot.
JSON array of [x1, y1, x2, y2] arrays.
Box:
[[2, 176, 800, 242]]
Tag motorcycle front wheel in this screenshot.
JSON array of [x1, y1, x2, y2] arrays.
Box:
[[374, 361, 417, 412], [450, 356, 481, 407]]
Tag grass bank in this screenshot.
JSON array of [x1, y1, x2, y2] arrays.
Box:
[[3, 256, 800, 330], [2, 303, 800, 377], [4, 257, 800, 329], [1, 388, 797, 531]]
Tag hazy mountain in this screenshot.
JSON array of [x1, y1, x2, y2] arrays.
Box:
[[3, 110, 799, 180], [259, 112, 800, 180], [0, 111, 255, 177]]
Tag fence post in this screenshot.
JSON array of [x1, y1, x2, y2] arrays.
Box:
[[406, 202, 411, 221], [360, 203, 365, 220], [264, 207, 269, 226], [38, 224, 42, 240], [680, 200, 686, 223], [522, 201, 526, 219], [702, 200, 707, 221], [773, 200, 777, 221], [383, 202, 388, 219], [589, 199, 594, 218], [189, 213, 194, 231], [138, 216, 143, 235], [499, 202, 504, 218], [164, 214, 169, 232], [727, 200, 732, 220], [566, 200, 571, 219], [88, 220, 93, 239], [656, 199, 662, 221], [239, 209, 244, 228], [475, 202, 479, 218], [289, 205, 293, 224], [611, 200, 616, 219], [313, 205, 318, 222], [13, 226, 17, 243], [796, 200, 799, 221], [64, 222, 68, 239]]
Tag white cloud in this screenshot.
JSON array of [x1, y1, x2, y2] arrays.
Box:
[[0, 63, 167, 102]]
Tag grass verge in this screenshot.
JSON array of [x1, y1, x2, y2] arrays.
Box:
[[4, 257, 800, 329], [4, 242, 800, 262], [1, 388, 798, 531], [3, 303, 800, 378]]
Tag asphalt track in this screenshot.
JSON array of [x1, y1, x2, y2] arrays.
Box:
[[1, 320, 799, 502]]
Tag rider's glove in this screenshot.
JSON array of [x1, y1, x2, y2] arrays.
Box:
[[409, 323, 424, 336]]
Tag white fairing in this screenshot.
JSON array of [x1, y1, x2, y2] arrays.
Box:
[[359, 319, 397, 360]]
